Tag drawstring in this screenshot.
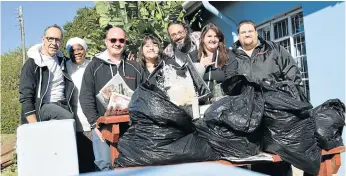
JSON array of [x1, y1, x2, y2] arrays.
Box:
[[208, 49, 219, 94], [37, 68, 42, 98], [109, 65, 114, 77], [122, 60, 125, 77], [109, 59, 125, 77], [109, 60, 126, 77], [215, 49, 219, 68], [207, 50, 218, 88]]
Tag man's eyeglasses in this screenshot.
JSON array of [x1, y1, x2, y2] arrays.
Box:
[[45, 37, 61, 43], [169, 30, 185, 39], [108, 38, 126, 44]]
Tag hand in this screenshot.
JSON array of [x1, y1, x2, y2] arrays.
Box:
[[94, 128, 105, 142], [127, 52, 136, 61], [200, 55, 215, 67], [26, 114, 38, 123]]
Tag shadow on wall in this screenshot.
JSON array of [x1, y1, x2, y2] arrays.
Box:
[[202, 1, 343, 45], [302, 1, 343, 16]]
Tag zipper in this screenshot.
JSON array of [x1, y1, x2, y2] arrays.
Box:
[[62, 69, 75, 112], [146, 60, 163, 81], [239, 50, 253, 78], [38, 70, 50, 122], [67, 84, 75, 112], [61, 59, 76, 112]]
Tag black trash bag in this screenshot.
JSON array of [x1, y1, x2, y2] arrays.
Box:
[[114, 83, 217, 167], [262, 81, 321, 175], [206, 76, 264, 133], [195, 75, 264, 158], [311, 99, 345, 150]]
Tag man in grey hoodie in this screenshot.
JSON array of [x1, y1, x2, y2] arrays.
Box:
[[19, 24, 75, 124]]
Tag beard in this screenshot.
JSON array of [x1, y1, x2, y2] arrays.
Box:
[[172, 35, 192, 54]]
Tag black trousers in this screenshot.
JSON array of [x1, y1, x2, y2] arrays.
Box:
[[76, 131, 95, 173]]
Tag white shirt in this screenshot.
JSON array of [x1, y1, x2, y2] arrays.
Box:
[[41, 54, 65, 103], [66, 59, 91, 132]]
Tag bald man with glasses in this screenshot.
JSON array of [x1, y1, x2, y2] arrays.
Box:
[[19, 24, 75, 124], [79, 27, 144, 171]]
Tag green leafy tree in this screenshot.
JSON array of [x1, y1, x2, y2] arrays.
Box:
[[1, 48, 23, 134], [61, 7, 105, 58], [95, 1, 185, 55]]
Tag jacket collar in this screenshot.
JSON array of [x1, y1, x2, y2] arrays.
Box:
[[95, 50, 126, 66], [27, 44, 65, 67]]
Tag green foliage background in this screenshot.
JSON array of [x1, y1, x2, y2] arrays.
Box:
[[1, 48, 23, 134]]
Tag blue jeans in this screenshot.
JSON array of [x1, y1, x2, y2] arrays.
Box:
[[92, 129, 112, 171]]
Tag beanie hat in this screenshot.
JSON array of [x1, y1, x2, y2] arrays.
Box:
[[66, 37, 88, 52]]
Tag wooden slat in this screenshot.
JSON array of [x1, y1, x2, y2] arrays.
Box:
[[322, 146, 345, 155], [97, 115, 130, 124], [333, 154, 341, 174], [101, 129, 119, 143]]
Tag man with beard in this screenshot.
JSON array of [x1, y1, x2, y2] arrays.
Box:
[[164, 22, 214, 79], [164, 22, 201, 62], [19, 24, 74, 124]]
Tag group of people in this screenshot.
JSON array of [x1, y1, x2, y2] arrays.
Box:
[[19, 20, 303, 174]]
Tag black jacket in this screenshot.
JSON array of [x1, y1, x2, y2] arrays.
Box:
[[19, 44, 75, 124], [230, 37, 302, 85], [79, 52, 144, 128], [203, 48, 238, 93]]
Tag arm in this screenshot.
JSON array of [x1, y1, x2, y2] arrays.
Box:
[[277, 46, 303, 86], [79, 63, 99, 129], [163, 44, 174, 58], [207, 67, 225, 83], [194, 63, 206, 78], [19, 59, 38, 123], [190, 31, 201, 49], [223, 56, 239, 80]]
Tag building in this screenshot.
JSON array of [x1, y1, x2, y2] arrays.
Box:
[[183, 1, 345, 175], [183, 1, 345, 107]]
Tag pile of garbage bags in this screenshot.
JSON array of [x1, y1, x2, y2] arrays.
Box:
[[114, 74, 345, 175], [195, 76, 263, 158], [261, 81, 321, 175], [114, 83, 217, 167]]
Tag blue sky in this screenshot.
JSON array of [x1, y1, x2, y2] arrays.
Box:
[[1, 1, 95, 54]]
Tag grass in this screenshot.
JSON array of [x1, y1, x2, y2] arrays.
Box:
[[1, 164, 18, 176], [1, 134, 17, 176]]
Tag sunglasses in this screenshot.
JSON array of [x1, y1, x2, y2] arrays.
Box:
[[108, 38, 126, 44]]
